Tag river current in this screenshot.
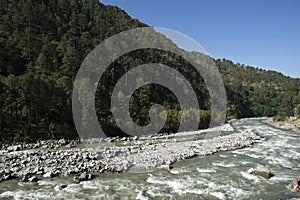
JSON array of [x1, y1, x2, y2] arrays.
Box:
[[0, 118, 299, 200]]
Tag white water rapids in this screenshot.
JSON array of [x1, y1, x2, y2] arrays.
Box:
[[0, 118, 299, 200]]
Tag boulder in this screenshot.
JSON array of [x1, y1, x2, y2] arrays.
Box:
[[21, 176, 28, 182], [250, 169, 274, 179], [74, 172, 95, 182], [58, 139, 67, 145], [28, 176, 39, 182], [289, 178, 300, 194], [94, 153, 104, 160], [43, 171, 54, 178], [7, 145, 22, 152], [59, 184, 68, 190], [3, 174, 14, 181], [132, 136, 139, 140], [159, 165, 170, 171]]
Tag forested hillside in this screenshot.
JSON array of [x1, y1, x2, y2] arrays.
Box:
[[217, 59, 300, 119], [0, 0, 299, 141]]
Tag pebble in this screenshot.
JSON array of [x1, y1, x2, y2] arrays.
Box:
[[28, 176, 39, 182], [0, 129, 260, 183], [43, 171, 54, 178]]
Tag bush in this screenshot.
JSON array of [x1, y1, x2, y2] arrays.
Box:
[[13, 131, 30, 142], [294, 104, 300, 118], [273, 114, 286, 122]]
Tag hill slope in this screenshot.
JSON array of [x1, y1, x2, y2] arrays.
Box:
[[0, 0, 299, 140]]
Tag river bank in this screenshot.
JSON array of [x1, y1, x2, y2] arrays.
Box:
[[0, 124, 261, 184], [263, 117, 300, 134]]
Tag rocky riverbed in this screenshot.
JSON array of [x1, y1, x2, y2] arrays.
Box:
[[0, 126, 261, 184], [1, 118, 300, 199]]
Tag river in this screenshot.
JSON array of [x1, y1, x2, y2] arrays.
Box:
[[0, 118, 299, 200]]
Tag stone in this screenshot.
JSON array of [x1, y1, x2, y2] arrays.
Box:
[[289, 178, 300, 194], [160, 165, 170, 171], [36, 170, 44, 175], [21, 176, 28, 182], [132, 136, 139, 140], [74, 172, 95, 182], [3, 174, 13, 181], [0, 128, 262, 184], [28, 176, 39, 182], [86, 173, 95, 180], [43, 171, 54, 178], [59, 184, 68, 190], [65, 144, 74, 148], [7, 145, 22, 152], [58, 139, 67, 145], [250, 169, 274, 179]]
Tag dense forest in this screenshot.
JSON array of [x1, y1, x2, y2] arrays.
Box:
[[0, 0, 300, 141]]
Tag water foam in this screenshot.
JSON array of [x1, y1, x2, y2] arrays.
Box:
[[197, 168, 217, 173], [212, 162, 236, 167], [240, 171, 260, 182]]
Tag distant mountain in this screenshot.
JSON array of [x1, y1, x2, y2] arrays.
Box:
[[0, 0, 299, 140]]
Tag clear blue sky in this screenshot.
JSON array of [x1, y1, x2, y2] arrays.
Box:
[[100, 0, 300, 78]]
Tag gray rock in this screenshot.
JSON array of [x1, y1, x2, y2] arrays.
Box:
[[86, 173, 95, 180], [43, 171, 54, 178], [59, 184, 68, 190], [3, 174, 13, 181], [74, 172, 95, 182], [250, 169, 274, 179], [21, 176, 28, 182], [132, 136, 139, 140], [7, 145, 22, 152], [28, 176, 39, 182], [58, 139, 66, 145], [65, 143, 74, 148], [289, 178, 300, 194]]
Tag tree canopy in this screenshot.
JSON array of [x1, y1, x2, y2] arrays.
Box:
[[0, 0, 299, 141]]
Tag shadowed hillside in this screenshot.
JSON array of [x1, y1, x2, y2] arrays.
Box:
[[0, 0, 299, 141]]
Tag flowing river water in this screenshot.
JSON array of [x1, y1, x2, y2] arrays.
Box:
[[0, 118, 299, 200]]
